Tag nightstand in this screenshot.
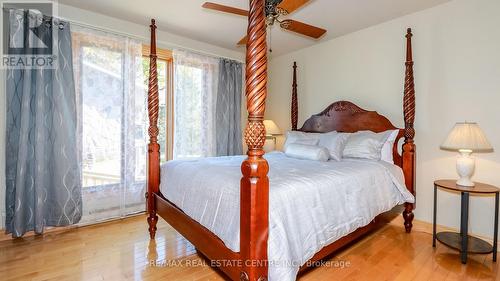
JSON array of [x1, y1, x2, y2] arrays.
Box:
[[433, 180, 499, 264]]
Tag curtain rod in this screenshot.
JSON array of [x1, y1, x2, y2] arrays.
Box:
[[61, 17, 245, 63]]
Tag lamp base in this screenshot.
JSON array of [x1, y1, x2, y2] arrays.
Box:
[[456, 178, 475, 187], [456, 149, 475, 187]]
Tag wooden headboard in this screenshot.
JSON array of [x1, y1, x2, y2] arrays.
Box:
[[299, 101, 405, 167], [290, 28, 416, 232]]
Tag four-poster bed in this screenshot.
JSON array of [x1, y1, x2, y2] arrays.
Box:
[[145, 1, 416, 280]]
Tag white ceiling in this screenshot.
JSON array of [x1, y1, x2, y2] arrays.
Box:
[[58, 0, 450, 56]]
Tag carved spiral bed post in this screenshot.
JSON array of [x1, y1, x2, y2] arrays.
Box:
[[291, 62, 298, 131], [402, 28, 416, 233], [147, 19, 160, 239], [240, 0, 269, 280]]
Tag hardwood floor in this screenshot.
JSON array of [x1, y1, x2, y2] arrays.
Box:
[[1, 215, 499, 281]]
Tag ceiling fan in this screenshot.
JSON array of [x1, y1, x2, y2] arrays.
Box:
[[202, 0, 327, 46]]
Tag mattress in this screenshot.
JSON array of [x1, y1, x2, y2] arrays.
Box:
[[160, 151, 414, 281]]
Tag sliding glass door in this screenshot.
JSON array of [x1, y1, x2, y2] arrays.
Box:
[[72, 26, 147, 224]]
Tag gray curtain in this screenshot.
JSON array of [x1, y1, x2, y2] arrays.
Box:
[[5, 10, 81, 237], [216, 59, 243, 156]]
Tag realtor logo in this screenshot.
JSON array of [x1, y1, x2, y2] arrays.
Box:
[[1, 0, 58, 69]]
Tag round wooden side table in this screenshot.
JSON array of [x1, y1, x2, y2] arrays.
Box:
[[433, 180, 499, 264]]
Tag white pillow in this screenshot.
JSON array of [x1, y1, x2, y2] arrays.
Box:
[[318, 131, 350, 161], [343, 130, 392, 160], [285, 143, 330, 162], [283, 131, 320, 151], [381, 130, 399, 164]]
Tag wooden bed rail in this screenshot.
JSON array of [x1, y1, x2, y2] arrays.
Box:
[[240, 0, 270, 280], [147, 19, 160, 239]]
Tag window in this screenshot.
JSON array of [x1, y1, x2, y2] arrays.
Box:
[[142, 46, 173, 162], [174, 64, 204, 158], [172, 51, 219, 159]]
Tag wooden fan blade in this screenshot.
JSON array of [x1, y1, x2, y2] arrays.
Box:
[[237, 35, 247, 46], [202, 2, 248, 16], [277, 0, 311, 14], [280, 19, 326, 39]]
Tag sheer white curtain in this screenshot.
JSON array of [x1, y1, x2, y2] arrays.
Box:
[[173, 50, 219, 159], [71, 25, 147, 224]]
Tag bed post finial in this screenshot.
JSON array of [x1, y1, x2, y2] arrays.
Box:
[[147, 18, 159, 239], [291, 62, 298, 131], [402, 27, 416, 233], [240, 0, 269, 280]]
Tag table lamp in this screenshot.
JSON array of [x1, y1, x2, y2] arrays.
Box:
[[263, 120, 282, 151], [440, 122, 493, 187]]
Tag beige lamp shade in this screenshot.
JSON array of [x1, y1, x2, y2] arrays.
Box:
[[440, 122, 493, 152], [263, 120, 282, 136]]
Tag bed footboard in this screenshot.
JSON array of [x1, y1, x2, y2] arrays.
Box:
[[155, 193, 242, 279]]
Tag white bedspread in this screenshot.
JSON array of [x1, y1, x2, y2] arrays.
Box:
[[160, 152, 414, 281]]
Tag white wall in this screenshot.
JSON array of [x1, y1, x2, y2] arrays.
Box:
[[268, 0, 500, 239], [0, 3, 244, 230]]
